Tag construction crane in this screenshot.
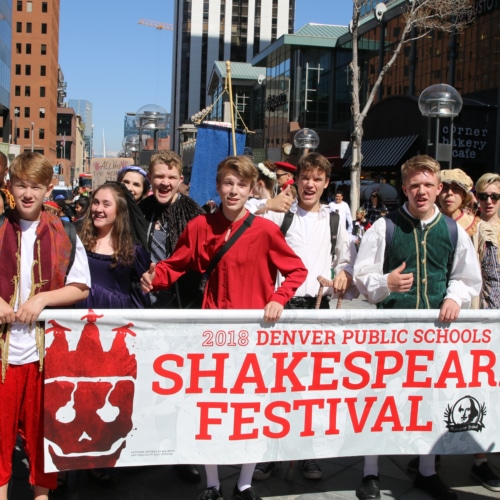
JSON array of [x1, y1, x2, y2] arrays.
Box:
[[138, 18, 173, 31]]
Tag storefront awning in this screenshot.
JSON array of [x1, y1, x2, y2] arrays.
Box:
[[342, 135, 419, 168]]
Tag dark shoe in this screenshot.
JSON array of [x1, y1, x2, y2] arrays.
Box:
[[414, 473, 457, 500], [197, 486, 223, 500], [471, 462, 500, 491], [253, 461, 279, 480], [87, 469, 116, 488], [407, 455, 441, 474], [174, 464, 201, 483], [301, 459, 323, 479], [356, 475, 380, 500], [231, 484, 262, 500]]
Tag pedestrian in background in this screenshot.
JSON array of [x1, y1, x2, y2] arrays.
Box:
[[329, 189, 353, 234], [363, 190, 387, 224]]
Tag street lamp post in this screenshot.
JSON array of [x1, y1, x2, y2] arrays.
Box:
[[418, 84, 463, 169], [13, 108, 19, 144]]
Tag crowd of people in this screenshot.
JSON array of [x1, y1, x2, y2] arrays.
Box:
[[0, 148, 498, 500]]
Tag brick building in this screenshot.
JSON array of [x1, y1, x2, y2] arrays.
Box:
[[10, 0, 60, 164]]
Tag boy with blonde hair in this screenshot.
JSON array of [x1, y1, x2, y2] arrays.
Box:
[[0, 152, 90, 500], [354, 155, 481, 500]]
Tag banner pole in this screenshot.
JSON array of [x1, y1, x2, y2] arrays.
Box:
[[226, 60, 237, 155]]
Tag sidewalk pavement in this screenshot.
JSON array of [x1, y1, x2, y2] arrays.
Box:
[[11, 451, 500, 499], [10, 297, 500, 499]]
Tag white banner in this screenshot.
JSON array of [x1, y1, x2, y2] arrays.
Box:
[[42, 308, 500, 472]]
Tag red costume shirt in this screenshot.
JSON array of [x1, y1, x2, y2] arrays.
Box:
[[152, 210, 307, 309]]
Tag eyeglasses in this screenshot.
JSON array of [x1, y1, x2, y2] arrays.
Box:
[[477, 192, 500, 202], [276, 173, 290, 179]]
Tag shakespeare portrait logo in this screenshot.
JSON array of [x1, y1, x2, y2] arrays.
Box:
[[445, 396, 486, 432]]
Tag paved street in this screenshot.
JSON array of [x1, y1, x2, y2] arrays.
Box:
[[9, 298, 500, 499], [10, 446, 500, 499]]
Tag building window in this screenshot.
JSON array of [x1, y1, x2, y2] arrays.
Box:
[[40, 86, 46, 97], [41, 23, 47, 34], [15, 86, 21, 97], [26, 22, 32, 33], [25, 86, 30, 97], [26, 43, 31, 54], [17, 1, 22, 11], [39, 129, 45, 140], [16, 43, 22, 54], [42, 2, 48, 12], [25, 65, 31, 76], [40, 66, 46, 76], [16, 22, 22, 32], [15, 64, 21, 75], [24, 107, 30, 118], [26, 1, 32, 12], [41, 44, 46, 55], [24, 128, 30, 140], [40, 108, 46, 118]]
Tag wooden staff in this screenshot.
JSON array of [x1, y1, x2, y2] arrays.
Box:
[[225, 60, 237, 154], [315, 275, 344, 309]]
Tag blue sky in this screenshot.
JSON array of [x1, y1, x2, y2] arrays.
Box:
[[59, 0, 354, 157]]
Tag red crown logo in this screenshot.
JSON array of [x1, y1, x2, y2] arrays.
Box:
[[45, 309, 137, 379], [44, 309, 137, 470]]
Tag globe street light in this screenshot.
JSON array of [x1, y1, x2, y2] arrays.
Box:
[[122, 134, 140, 164], [418, 84, 463, 169], [135, 104, 168, 165], [293, 128, 320, 155]]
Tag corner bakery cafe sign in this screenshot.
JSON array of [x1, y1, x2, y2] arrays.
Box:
[[42, 308, 500, 472], [440, 124, 490, 160]]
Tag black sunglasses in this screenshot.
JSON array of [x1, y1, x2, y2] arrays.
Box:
[[477, 192, 500, 202], [276, 173, 290, 179]]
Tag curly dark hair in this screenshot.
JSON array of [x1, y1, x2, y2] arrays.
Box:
[[78, 182, 135, 268]]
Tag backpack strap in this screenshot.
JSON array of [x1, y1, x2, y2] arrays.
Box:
[[384, 209, 399, 252], [329, 211, 340, 256], [443, 214, 458, 250], [280, 211, 294, 236], [199, 213, 255, 295], [205, 213, 255, 276], [280, 210, 340, 257]]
